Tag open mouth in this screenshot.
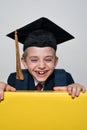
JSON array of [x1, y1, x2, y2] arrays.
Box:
[[35, 70, 48, 75], [34, 70, 50, 82]]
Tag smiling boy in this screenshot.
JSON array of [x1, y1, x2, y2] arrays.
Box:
[[0, 17, 86, 100]]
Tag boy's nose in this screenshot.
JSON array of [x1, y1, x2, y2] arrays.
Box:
[[38, 61, 46, 69]]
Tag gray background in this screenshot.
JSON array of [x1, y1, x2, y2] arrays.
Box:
[[0, 0, 87, 88]]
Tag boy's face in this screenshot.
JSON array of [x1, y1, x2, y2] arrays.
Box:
[[22, 47, 58, 83]]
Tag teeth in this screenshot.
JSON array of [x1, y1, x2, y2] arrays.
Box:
[[39, 72, 44, 74], [36, 71, 45, 75], [36, 71, 47, 75]]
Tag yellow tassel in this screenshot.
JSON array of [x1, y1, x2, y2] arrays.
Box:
[[15, 31, 24, 80]]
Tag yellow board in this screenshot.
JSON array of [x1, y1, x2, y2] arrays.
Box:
[[0, 91, 87, 130]]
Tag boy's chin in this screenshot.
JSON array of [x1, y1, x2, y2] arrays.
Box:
[[35, 78, 47, 83]]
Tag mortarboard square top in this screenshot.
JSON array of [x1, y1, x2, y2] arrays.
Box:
[[7, 17, 74, 51]]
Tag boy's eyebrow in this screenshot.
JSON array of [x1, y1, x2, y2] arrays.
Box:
[[29, 56, 39, 59], [28, 56, 54, 59], [44, 56, 54, 59], [45, 56, 54, 58]]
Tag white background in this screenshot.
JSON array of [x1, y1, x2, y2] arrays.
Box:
[[0, 0, 87, 88]]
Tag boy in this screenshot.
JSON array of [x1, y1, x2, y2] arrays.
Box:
[[0, 17, 86, 101]]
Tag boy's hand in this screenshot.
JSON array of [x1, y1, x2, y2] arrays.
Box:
[[0, 82, 16, 101], [53, 83, 86, 98]]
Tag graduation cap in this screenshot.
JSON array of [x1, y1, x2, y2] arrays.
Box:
[[7, 17, 74, 80]]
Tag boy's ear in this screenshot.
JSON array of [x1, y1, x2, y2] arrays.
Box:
[[55, 56, 58, 66], [21, 57, 28, 69]]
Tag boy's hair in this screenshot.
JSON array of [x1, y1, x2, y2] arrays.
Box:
[[24, 29, 57, 51]]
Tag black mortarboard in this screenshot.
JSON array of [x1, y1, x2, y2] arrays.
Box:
[[7, 17, 74, 51], [6, 17, 74, 80]]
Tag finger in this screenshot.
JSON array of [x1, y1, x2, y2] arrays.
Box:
[[0, 82, 6, 91], [6, 85, 16, 91], [74, 84, 86, 96], [71, 87, 77, 98], [82, 86, 86, 93], [53, 87, 67, 91], [75, 87, 81, 97], [67, 86, 72, 95], [0, 90, 4, 101]]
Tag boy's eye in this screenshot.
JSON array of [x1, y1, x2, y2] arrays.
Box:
[[31, 59, 38, 62], [45, 58, 52, 62]]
